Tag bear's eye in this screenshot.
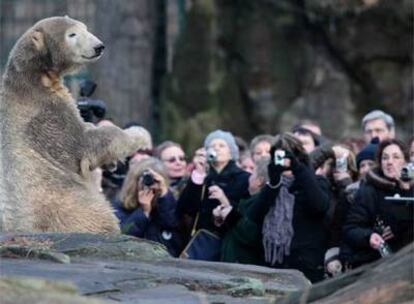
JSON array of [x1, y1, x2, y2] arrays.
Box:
[[68, 33, 76, 38]]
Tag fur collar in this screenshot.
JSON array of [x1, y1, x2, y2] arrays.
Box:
[[366, 167, 414, 192]]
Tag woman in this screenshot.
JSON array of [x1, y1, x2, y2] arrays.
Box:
[[343, 139, 414, 268], [111, 157, 182, 257], [246, 133, 331, 283], [213, 157, 270, 265], [177, 129, 250, 238], [155, 141, 189, 199]]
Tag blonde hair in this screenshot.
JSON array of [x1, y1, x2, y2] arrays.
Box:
[[119, 157, 169, 210]]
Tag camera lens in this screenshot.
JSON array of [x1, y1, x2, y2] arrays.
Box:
[[142, 171, 155, 186]]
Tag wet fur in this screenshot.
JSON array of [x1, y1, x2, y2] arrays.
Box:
[[0, 17, 150, 233]]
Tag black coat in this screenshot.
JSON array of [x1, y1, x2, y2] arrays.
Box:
[[248, 163, 331, 283], [343, 168, 414, 267], [112, 191, 183, 257], [176, 160, 250, 235]]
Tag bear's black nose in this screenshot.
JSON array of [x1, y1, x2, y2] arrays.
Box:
[[94, 44, 105, 56]]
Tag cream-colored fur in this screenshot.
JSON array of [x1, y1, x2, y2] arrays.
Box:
[[0, 16, 151, 233]]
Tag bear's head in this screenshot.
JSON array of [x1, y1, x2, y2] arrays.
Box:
[[8, 16, 104, 75]]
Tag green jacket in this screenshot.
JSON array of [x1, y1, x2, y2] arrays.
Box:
[[220, 193, 265, 265]]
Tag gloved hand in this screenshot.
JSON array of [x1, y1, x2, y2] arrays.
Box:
[[267, 162, 285, 186], [268, 145, 289, 186], [284, 150, 300, 171]]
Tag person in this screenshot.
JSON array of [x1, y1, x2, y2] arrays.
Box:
[[343, 139, 413, 268], [292, 119, 323, 136], [177, 130, 250, 240], [361, 110, 395, 143], [111, 157, 182, 257], [324, 138, 380, 276], [243, 133, 331, 283], [213, 157, 270, 265], [238, 150, 255, 174], [292, 126, 319, 154], [250, 134, 274, 161], [155, 141, 189, 199], [409, 137, 414, 162]]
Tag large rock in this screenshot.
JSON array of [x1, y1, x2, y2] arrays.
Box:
[[280, 242, 414, 304], [0, 233, 309, 304]]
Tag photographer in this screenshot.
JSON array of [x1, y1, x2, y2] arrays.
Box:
[[246, 132, 331, 283], [343, 139, 414, 268], [176, 130, 250, 240], [111, 157, 182, 257], [77, 79, 107, 124]]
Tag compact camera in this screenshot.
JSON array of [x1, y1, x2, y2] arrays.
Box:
[[206, 148, 217, 163], [400, 162, 414, 182], [274, 150, 286, 166], [141, 170, 155, 187], [335, 157, 348, 173]]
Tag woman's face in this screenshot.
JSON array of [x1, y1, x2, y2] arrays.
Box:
[[208, 138, 232, 165], [160, 146, 187, 179], [252, 141, 271, 161], [381, 144, 406, 179], [240, 156, 255, 174]]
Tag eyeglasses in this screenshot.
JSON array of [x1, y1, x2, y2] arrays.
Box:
[[162, 156, 186, 163]]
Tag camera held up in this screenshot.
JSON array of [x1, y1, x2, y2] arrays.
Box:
[[400, 162, 414, 182], [141, 170, 156, 187], [206, 148, 217, 163], [77, 79, 107, 123], [274, 150, 286, 166]]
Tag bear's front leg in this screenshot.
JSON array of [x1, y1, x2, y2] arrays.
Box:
[[82, 125, 152, 175]]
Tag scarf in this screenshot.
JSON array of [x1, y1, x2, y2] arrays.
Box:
[[262, 175, 295, 265]]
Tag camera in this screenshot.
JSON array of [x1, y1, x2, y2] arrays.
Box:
[[274, 150, 286, 166], [77, 79, 107, 123], [206, 148, 217, 163], [141, 170, 155, 187], [335, 156, 348, 173], [374, 216, 393, 258], [400, 162, 414, 182], [378, 241, 392, 258]]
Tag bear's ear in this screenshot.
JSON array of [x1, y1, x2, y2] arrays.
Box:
[[30, 30, 45, 51]]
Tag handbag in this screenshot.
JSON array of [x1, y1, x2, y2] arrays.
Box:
[[179, 185, 222, 261], [179, 228, 222, 261]]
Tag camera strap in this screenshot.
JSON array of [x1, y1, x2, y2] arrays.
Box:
[[191, 184, 207, 237]]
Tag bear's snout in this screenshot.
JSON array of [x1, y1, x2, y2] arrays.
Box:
[[94, 44, 105, 56]]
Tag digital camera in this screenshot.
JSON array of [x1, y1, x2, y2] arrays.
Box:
[[274, 150, 286, 166], [400, 162, 414, 182], [141, 170, 155, 187], [206, 148, 217, 163], [335, 157, 348, 173]]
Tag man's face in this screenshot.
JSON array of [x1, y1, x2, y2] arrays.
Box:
[[364, 118, 394, 143]]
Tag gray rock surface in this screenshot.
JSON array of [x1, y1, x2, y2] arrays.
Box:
[[0, 233, 309, 303]]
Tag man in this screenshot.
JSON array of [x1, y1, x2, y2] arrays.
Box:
[[362, 110, 395, 143]]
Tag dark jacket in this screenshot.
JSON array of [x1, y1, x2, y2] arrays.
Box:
[[247, 163, 331, 283], [177, 160, 250, 235], [220, 193, 265, 265], [112, 190, 183, 257], [343, 168, 414, 267]]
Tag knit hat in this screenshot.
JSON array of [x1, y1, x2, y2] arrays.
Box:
[[356, 137, 380, 168], [204, 129, 239, 160]]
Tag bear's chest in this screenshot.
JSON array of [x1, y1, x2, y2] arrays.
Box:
[[26, 103, 86, 172]]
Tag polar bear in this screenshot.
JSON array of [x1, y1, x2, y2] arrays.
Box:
[[0, 16, 151, 233]]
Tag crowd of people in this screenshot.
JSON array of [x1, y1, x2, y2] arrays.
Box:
[[95, 109, 413, 284]]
